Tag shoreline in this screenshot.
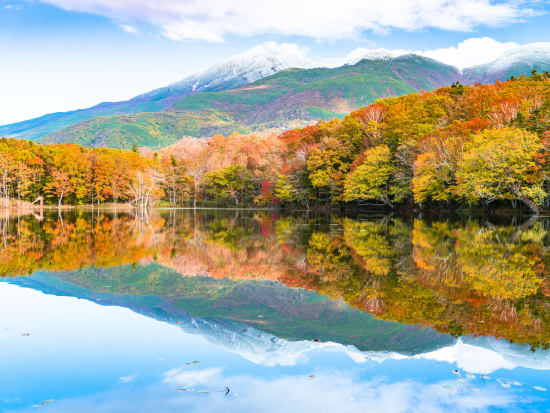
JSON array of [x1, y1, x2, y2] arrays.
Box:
[[1, 204, 549, 218]]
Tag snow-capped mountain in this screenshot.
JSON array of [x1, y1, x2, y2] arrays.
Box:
[[464, 42, 550, 82], [0, 42, 316, 140], [141, 41, 316, 99], [341, 48, 409, 66], [2, 41, 549, 145]]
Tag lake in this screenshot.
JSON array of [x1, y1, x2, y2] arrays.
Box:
[[1, 209, 549, 412]]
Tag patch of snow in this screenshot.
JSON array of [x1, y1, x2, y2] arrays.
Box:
[[168, 41, 316, 93], [472, 42, 550, 74], [178, 316, 550, 374], [342, 48, 409, 66]]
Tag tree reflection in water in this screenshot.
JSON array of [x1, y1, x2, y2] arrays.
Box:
[[1, 209, 549, 349]]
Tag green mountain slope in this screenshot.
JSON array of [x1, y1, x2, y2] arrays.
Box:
[[43, 111, 251, 148], [38, 55, 463, 149], [0, 98, 169, 142]]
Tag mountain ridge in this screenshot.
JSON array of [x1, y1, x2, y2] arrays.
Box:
[[27, 54, 465, 148], [2, 43, 550, 149]]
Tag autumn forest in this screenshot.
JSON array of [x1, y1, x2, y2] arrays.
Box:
[[1, 72, 550, 213]]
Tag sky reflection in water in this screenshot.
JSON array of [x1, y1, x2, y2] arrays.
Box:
[[0, 210, 549, 412]]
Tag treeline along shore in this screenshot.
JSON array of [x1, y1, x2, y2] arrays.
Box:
[[1, 72, 549, 213]]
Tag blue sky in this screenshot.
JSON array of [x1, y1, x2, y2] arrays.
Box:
[[1, 0, 550, 125]]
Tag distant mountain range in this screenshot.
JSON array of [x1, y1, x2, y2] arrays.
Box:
[[2, 42, 550, 149]]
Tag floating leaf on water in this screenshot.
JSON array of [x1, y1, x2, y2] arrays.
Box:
[[199, 391, 209, 394], [442, 385, 453, 390], [308, 375, 317, 380], [534, 386, 547, 392], [175, 388, 194, 392], [119, 376, 133, 383], [184, 361, 200, 366], [33, 399, 54, 407], [497, 379, 511, 389]]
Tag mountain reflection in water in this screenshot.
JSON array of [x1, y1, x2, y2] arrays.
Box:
[[1, 209, 550, 412], [1, 209, 549, 350]]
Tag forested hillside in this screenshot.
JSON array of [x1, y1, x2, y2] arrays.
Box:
[[1, 72, 549, 212]]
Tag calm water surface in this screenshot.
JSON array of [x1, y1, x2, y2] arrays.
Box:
[[1, 210, 549, 412]]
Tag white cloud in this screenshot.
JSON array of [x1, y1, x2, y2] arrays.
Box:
[[341, 37, 521, 70], [42, 368, 521, 413], [36, 0, 535, 42], [223, 38, 524, 72], [163, 367, 222, 386], [419, 37, 519, 69], [418, 341, 517, 374], [3, 4, 22, 10], [119, 24, 139, 35], [213, 38, 526, 72]]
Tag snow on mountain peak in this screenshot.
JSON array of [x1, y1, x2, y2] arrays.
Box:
[[229, 41, 316, 72], [180, 316, 550, 372], [169, 41, 314, 92], [342, 48, 409, 65], [145, 40, 550, 102], [481, 42, 550, 73]]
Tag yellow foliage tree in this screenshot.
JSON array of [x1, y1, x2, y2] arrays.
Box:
[[343, 145, 395, 207], [456, 128, 546, 214]]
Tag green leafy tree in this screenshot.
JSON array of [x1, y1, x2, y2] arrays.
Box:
[[343, 145, 395, 207], [203, 165, 254, 206], [307, 136, 352, 203], [456, 128, 546, 214]]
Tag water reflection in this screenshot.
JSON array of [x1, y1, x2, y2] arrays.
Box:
[[1, 209, 550, 411], [1, 210, 549, 349], [1, 282, 548, 413]]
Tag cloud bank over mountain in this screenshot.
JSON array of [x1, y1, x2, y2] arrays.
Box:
[[226, 38, 529, 71], [37, 0, 535, 42]]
